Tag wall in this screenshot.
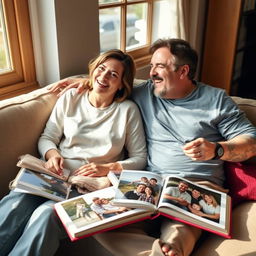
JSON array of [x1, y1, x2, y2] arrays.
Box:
[[29, 0, 99, 86], [28, 0, 206, 86]]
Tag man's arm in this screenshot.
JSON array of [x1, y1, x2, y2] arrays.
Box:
[[48, 77, 89, 97], [183, 135, 256, 162], [219, 134, 256, 162], [163, 194, 189, 206]]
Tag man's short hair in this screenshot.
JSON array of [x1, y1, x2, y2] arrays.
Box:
[[149, 38, 198, 80]]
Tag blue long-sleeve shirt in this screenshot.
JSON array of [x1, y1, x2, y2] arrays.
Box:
[[132, 80, 256, 185]]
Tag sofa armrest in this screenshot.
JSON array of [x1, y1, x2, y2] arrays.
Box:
[[0, 86, 58, 198], [231, 96, 256, 126]]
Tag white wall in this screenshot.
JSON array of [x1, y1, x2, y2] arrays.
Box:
[[29, 0, 100, 86], [28, 0, 207, 86]]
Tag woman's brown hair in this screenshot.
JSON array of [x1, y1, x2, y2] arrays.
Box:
[[88, 49, 135, 102]]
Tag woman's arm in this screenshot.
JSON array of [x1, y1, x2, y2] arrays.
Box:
[[117, 102, 147, 170], [38, 92, 67, 170], [196, 211, 220, 220]]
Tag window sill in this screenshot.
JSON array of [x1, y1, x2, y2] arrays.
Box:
[[134, 54, 151, 69], [0, 81, 40, 101]]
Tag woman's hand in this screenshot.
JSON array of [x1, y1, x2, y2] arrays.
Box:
[[73, 162, 122, 177], [44, 149, 64, 176], [47, 77, 89, 97]]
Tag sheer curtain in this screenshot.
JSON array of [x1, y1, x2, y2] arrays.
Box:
[[152, 0, 207, 78], [176, 0, 208, 79]]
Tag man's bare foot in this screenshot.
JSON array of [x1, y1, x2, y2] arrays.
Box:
[[161, 243, 178, 256]]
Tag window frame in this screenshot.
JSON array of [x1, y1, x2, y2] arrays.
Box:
[[99, 0, 154, 67], [0, 0, 38, 100]]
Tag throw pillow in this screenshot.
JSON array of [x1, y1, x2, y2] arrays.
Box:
[[224, 161, 256, 207]]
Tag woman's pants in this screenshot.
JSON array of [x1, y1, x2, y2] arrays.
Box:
[[0, 191, 67, 256]]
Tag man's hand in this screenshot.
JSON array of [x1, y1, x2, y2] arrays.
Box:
[[176, 198, 189, 206], [183, 135, 256, 162], [48, 77, 89, 97], [183, 138, 216, 161]]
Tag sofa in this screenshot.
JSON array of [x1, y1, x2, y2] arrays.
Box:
[[0, 80, 256, 256]]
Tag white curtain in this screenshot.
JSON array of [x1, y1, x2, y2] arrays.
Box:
[[176, 0, 189, 40], [179, 0, 208, 79]]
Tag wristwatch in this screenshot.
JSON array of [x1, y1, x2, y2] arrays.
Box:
[[212, 143, 224, 160]]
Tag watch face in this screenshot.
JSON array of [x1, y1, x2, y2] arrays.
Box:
[[217, 145, 224, 157]]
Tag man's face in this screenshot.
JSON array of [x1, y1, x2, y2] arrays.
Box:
[[178, 182, 188, 192], [94, 198, 101, 204], [192, 189, 201, 199], [150, 179, 157, 186], [150, 47, 180, 99], [192, 203, 201, 211], [137, 184, 146, 193]]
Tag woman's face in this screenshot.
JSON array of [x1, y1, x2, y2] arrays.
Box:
[[92, 58, 124, 100], [204, 194, 213, 204], [145, 187, 152, 195]]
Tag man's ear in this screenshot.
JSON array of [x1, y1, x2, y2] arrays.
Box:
[[179, 64, 190, 79]]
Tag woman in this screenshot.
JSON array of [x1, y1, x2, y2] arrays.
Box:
[[40, 49, 146, 177], [138, 185, 156, 205], [199, 193, 220, 221], [0, 50, 147, 256], [189, 193, 220, 222]]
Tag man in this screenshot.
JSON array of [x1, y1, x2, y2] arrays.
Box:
[[124, 183, 146, 200], [189, 188, 203, 206], [51, 38, 256, 256], [163, 180, 191, 210], [90, 197, 123, 219]]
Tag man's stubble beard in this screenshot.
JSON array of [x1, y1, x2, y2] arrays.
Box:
[[153, 86, 167, 98]]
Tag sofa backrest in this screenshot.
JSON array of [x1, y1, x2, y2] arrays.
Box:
[[231, 96, 256, 126], [1, 82, 256, 198], [0, 87, 58, 197]]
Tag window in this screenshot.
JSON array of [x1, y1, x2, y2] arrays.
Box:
[[0, 0, 38, 100], [99, 0, 165, 67], [99, 0, 177, 67]]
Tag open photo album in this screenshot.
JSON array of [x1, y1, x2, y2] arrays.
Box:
[[54, 186, 150, 241], [10, 154, 118, 202], [54, 170, 231, 240], [112, 170, 232, 238]]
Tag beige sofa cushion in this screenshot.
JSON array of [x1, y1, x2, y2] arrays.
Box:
[[0, 87, 58, 197], [192, 201, 256, 256], [232, 96, 256, 126]]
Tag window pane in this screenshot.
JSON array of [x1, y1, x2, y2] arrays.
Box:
[[0, 1, 11, 74], [126, 3, 147, 50], [99, 0, 121, 5], [99, 7, 121, 52]]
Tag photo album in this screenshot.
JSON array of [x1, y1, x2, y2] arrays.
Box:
[[112, 170, 231, 238], [10, 154, 118, 202], [54, 170, 231, 241], [54, 186, 150, 241]]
